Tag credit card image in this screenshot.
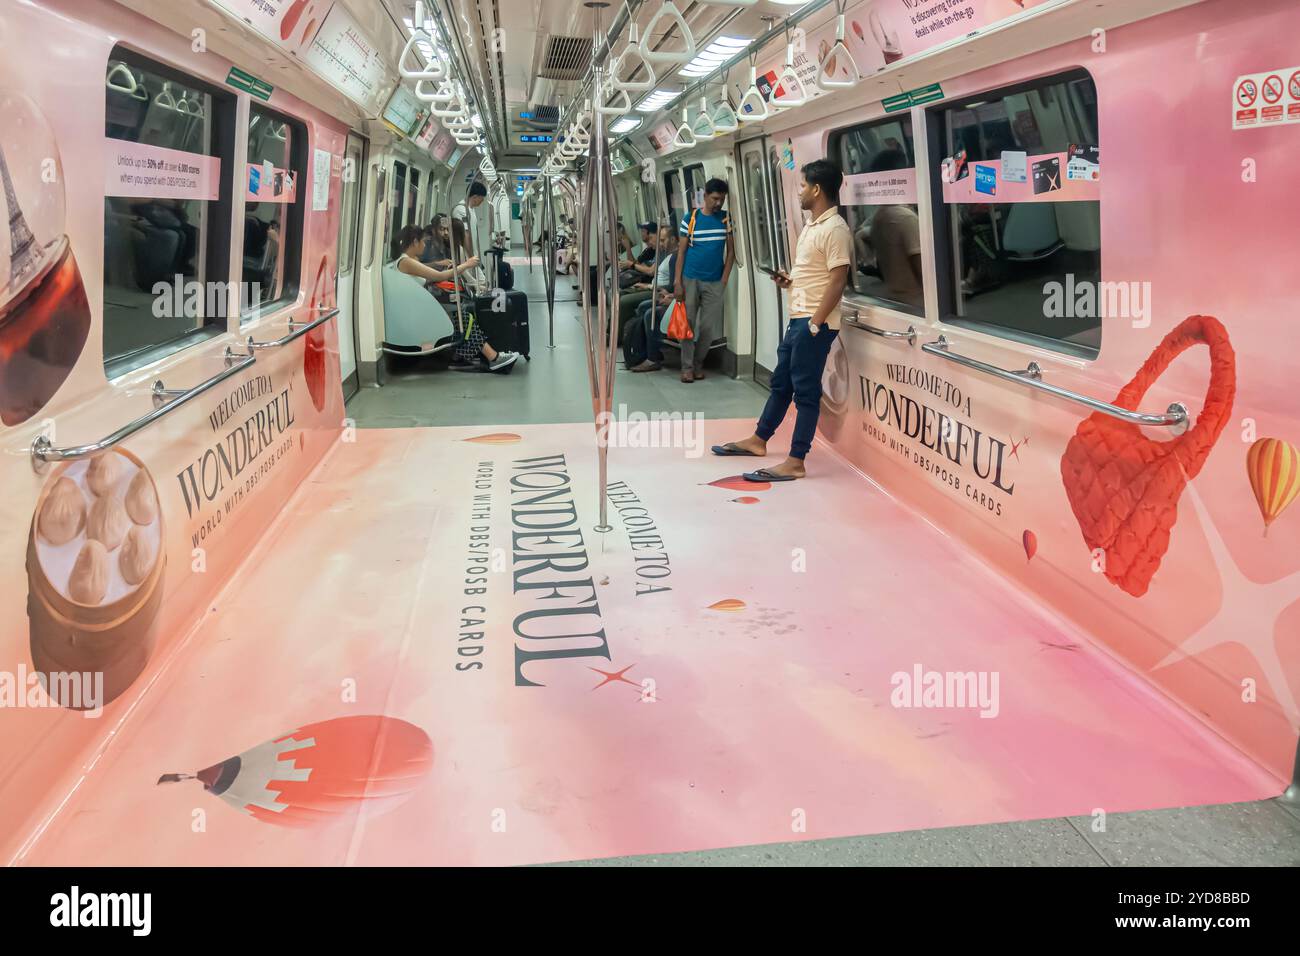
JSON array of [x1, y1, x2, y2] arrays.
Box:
[[1032, 156, 1061, 194], [1067, 144, 1100, 181]]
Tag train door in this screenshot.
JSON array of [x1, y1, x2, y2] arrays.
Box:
[[738, 136, 787, 386], [336, 133, 366, 400]]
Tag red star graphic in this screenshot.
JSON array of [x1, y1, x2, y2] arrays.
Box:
[[1009, 436, 1029, 460], [589, 664, 640, 691]]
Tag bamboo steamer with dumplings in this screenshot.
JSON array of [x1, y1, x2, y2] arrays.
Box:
[[26, 447, 165, 709]]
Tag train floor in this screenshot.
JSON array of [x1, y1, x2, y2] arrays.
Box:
[[18, 257, 1297, 867]]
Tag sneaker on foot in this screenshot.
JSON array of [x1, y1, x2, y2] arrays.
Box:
[[680, 369, 695, 383], [488, 351, 520, 373], [630, 360, 662, 372]]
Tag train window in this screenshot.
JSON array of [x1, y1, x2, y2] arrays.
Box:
[[683, 164, 706, 211], [830, 115, 923, 316], [102, 49, 234, 375], [928, 69, 1102, 359], [639, 182, 657, 225], [388, 161, 407, 260], [338, 142, 362, 277], [408, 168, 421, 228], [663, 170, 685, 232], [243, 105, 305, 319]]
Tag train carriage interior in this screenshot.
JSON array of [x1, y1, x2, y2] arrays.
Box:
[[0, 0, 1298, 881]]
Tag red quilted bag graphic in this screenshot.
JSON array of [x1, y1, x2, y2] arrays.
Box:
[[1059, 315, 1236, 597]]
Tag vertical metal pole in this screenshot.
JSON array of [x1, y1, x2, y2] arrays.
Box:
[[542, 184, 557, 347], [444, 148, 481, 352], [583, 1, 617, 534], [522, 197, 534, 272]]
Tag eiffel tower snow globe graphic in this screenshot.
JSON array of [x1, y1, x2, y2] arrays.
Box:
[[0, 90, 91, 427]]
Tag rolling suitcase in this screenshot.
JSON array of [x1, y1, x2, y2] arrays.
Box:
[[474, 290, 530, 359]]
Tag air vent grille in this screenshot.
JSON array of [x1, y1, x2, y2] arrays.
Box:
[[539, 35, 593, 81]]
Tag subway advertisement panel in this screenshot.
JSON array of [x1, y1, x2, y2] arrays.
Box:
[[0, 0, 347, 857], [797, 0, 1300, 781]]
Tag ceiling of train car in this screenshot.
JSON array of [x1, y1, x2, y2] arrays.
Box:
[[386, 0, 820, 171]]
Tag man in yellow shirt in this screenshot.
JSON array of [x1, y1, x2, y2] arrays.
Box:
[[711, 160, 853, 481]]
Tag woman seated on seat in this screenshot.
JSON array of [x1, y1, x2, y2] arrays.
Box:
[[394, 226, 519, 373]]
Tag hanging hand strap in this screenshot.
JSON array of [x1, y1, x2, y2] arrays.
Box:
[[641, 0, 697, 65], [817, 6, 861, 90]]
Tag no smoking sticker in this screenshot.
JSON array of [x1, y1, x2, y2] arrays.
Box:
[[1233, 66, 1300, 130]]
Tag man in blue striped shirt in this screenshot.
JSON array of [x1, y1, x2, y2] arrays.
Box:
[[672, 178, 734, 383]]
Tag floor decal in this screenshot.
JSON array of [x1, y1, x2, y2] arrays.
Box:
[[17, 420, 1279, 865]]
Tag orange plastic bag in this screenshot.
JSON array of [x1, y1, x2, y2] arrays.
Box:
[[666, 301, 693, 341], [1059, 315, 1235, 597]]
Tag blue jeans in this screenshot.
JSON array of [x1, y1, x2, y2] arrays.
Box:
[[755, 317, 839, 460], [636, 299, 668, 362]]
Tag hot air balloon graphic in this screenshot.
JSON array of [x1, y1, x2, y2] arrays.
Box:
[[1247, 438, 1300, 535], [158, 715, 433, 827], [1022, 530, 1037, 561]]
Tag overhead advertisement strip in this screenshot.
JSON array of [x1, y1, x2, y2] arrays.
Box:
[[208, 0, 392, 115]]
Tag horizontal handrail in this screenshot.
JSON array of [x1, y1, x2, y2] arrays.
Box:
[[844, 312, 916, 346], [32, 352, 257, 466], [922, 335, 1188, 428], [247, 307, 339, 350]]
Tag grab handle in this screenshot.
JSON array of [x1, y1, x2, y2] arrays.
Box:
[[597, 86, 632, 116], [817, 14, 861, 90], [611, 23, 657, 92], [736, 67, 768, 122], [771, 43, 807, 108], [921, 336, 1188, 427], [33, 353, 257, 467], [672, 107, 697, 149], [640, 1, 697, 65], [246, 308, 339, 350], [398, 31, 447, 81], [415, 79, 456, 104], [106, 62, 138, 95], [692, 96, 716, 138], [844, 312, 916, 345]]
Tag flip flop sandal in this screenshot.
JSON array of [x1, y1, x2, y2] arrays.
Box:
[[744, 468, 799, 482], [711, 443, 760, 457]]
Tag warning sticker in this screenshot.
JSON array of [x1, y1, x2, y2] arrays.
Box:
[[1234, 66, 1300, 130]]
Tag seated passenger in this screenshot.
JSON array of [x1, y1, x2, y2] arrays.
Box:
[[421, 213, 452, 267], [616, 222, 666, 335], [394, 226, 518, 373], [629, 234, 677, 373], [866, 150, 923, 309]]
